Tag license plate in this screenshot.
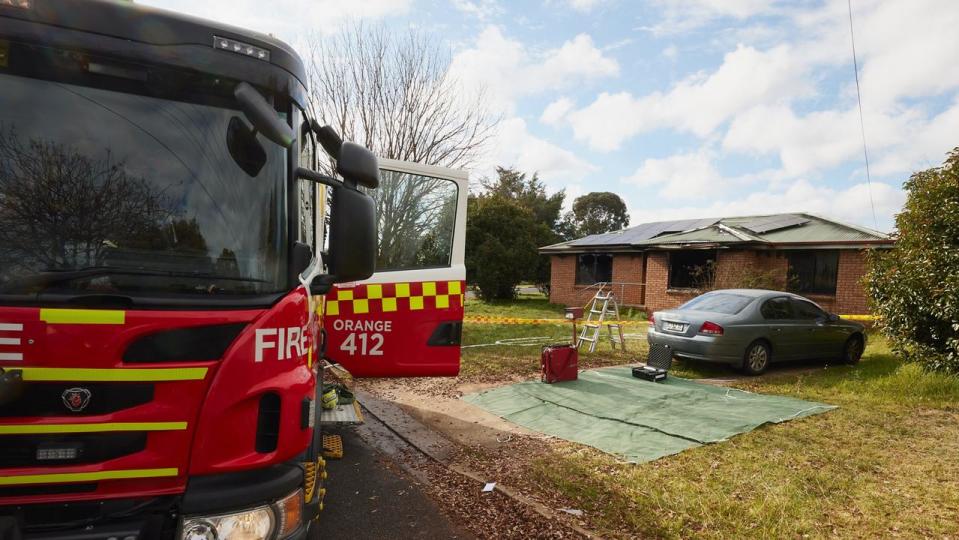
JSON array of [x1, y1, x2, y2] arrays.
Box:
[[662, 321, 686, 333]]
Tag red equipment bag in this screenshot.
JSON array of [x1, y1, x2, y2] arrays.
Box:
[[541, 344, 579, 383]]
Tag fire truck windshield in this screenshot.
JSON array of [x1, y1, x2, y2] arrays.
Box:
[[0, 67, 291, 302]]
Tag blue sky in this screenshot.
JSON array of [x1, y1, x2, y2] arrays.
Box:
[[143, 0, 959, 232]]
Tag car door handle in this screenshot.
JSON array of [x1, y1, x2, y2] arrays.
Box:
[[772, 327, 782, 332]]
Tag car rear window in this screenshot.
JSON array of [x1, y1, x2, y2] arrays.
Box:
[[679, 293, 753, 314]]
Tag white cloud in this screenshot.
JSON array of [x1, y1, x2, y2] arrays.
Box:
[[448, 27, 619, 114], [567, 0, 605, 12], [643, 0, 780, 35], [474, 117, 597, 193], [139, 0, 410, 41], [627, 179, 905, 232], [566, 44, 809, 151], [662, 44, 679, 60], [622, 148, 784, 200], [540, 97, 575, 126], [623, 150, 725, 200], [870, 99, 959, 176], [451, 0, 502, 20]]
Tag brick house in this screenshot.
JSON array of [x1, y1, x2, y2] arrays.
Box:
[[540, 213, 893, 315]]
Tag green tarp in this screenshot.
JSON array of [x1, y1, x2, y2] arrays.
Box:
[[463, 367, 836, 463]]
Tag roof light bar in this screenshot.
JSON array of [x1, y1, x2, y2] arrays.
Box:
[[213, 35, 270, 61]]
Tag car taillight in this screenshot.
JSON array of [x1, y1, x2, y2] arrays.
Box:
[[699, 321, 724, 335], [648, 313, 655, 325]]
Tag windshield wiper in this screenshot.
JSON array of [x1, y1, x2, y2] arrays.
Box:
[[1, 266, 268, 291]]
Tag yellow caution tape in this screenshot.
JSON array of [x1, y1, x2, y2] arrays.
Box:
[[465, 315, 876, 325], [839, 314, 876, 321], [0, 468, 179, 486], [463, 316, 648, 326]]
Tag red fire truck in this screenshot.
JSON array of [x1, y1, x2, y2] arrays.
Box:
[[0, 1, 467, 538]]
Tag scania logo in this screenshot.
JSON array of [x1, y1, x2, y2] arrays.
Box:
[[61, 387, 92, 412]]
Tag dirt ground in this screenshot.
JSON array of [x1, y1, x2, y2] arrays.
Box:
[[350, 371, 604, 538]]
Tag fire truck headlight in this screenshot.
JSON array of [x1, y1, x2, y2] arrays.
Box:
[[181, 506, 275, 540]]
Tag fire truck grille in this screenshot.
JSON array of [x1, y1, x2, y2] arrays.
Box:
[[0, 382, 153, 417], [0, 432, 148, 468]]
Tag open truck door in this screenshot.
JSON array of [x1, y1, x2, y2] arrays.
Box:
[[323, 159, 468, 377]]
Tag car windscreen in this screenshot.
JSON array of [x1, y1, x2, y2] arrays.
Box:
[[679, 293, 753, 314], [0, 46, 289, 301]]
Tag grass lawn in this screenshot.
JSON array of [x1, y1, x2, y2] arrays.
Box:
[[528, 339, 959, 539], [460, 294, 959, 538], [461, 292, 647, 379]]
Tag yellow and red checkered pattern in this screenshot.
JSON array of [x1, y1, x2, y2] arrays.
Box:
[[324, 280, 464, 317]]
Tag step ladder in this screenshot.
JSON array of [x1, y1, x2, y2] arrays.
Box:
[[577, 289, 627, 353]]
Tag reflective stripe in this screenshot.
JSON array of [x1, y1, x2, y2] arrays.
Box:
[[0, 352, 22, 361], [326, 280, 464, 317], [0, 323, 23, 332], [40, 309, 126, 325], [0, 468, 179, 486], [0, 422, 187, 435], [18, 367, 207, 382]]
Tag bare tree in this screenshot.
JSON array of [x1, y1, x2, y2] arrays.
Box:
[[306, 25, 497, 269], [305, 24, 497, 170]]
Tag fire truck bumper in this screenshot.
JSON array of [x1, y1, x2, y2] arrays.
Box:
[[0, 461, 319, 540]]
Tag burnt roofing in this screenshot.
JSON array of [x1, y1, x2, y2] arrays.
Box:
[[540, 213, 893, 254]]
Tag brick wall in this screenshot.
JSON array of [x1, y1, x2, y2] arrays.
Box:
[[611, 254, 645, 306], [713, 250, 759, 286], [834, 249, 870, 314], [644, 252, 696, 313], [548, 248, 874, 315], [547, 255, 578, 306], [548, 254, 648, 307]]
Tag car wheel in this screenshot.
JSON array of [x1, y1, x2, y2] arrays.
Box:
[[843, 335, 864, 365], [742, 341, 771, 375]]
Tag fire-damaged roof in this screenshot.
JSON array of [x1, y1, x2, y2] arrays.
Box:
[[539, 213, 894, 254]]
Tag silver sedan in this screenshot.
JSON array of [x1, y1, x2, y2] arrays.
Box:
[[647, 289, 866, 375]]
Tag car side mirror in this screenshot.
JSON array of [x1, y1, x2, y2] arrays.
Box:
[[319, 185, 377, 285]]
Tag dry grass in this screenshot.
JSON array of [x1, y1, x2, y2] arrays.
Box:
[[456, 295, 959, 538], [528, 340, 959, 539], [461, 292, 646, 380]]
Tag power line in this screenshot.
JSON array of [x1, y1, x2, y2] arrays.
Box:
[[847, 0, 879, 230]]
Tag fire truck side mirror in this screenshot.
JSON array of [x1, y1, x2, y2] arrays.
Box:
[[337, 142, 380, 190], [323, 185, 377, 284]]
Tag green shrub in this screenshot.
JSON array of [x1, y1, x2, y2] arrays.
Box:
[[865, 148, 959, 372], [466, 196, 542, 300]]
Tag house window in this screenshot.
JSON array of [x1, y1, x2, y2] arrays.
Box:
[[576, 254, 613, 285], [787, 250, 839, 295], [668, 250, 715, 289]]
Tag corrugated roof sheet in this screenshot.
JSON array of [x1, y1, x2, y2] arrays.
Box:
[[542, 213, 891, 252]]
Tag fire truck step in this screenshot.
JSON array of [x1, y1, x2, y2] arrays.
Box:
[[320, 399, 364, 426], [322, 434, 344, 459]]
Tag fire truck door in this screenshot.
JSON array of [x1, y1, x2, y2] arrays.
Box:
[[323, 159, 467, 377]]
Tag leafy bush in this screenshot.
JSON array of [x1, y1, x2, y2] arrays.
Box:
[[465, 196, 543, 300], [476, 167, 565, 295], [865, 148, 959, 372]]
